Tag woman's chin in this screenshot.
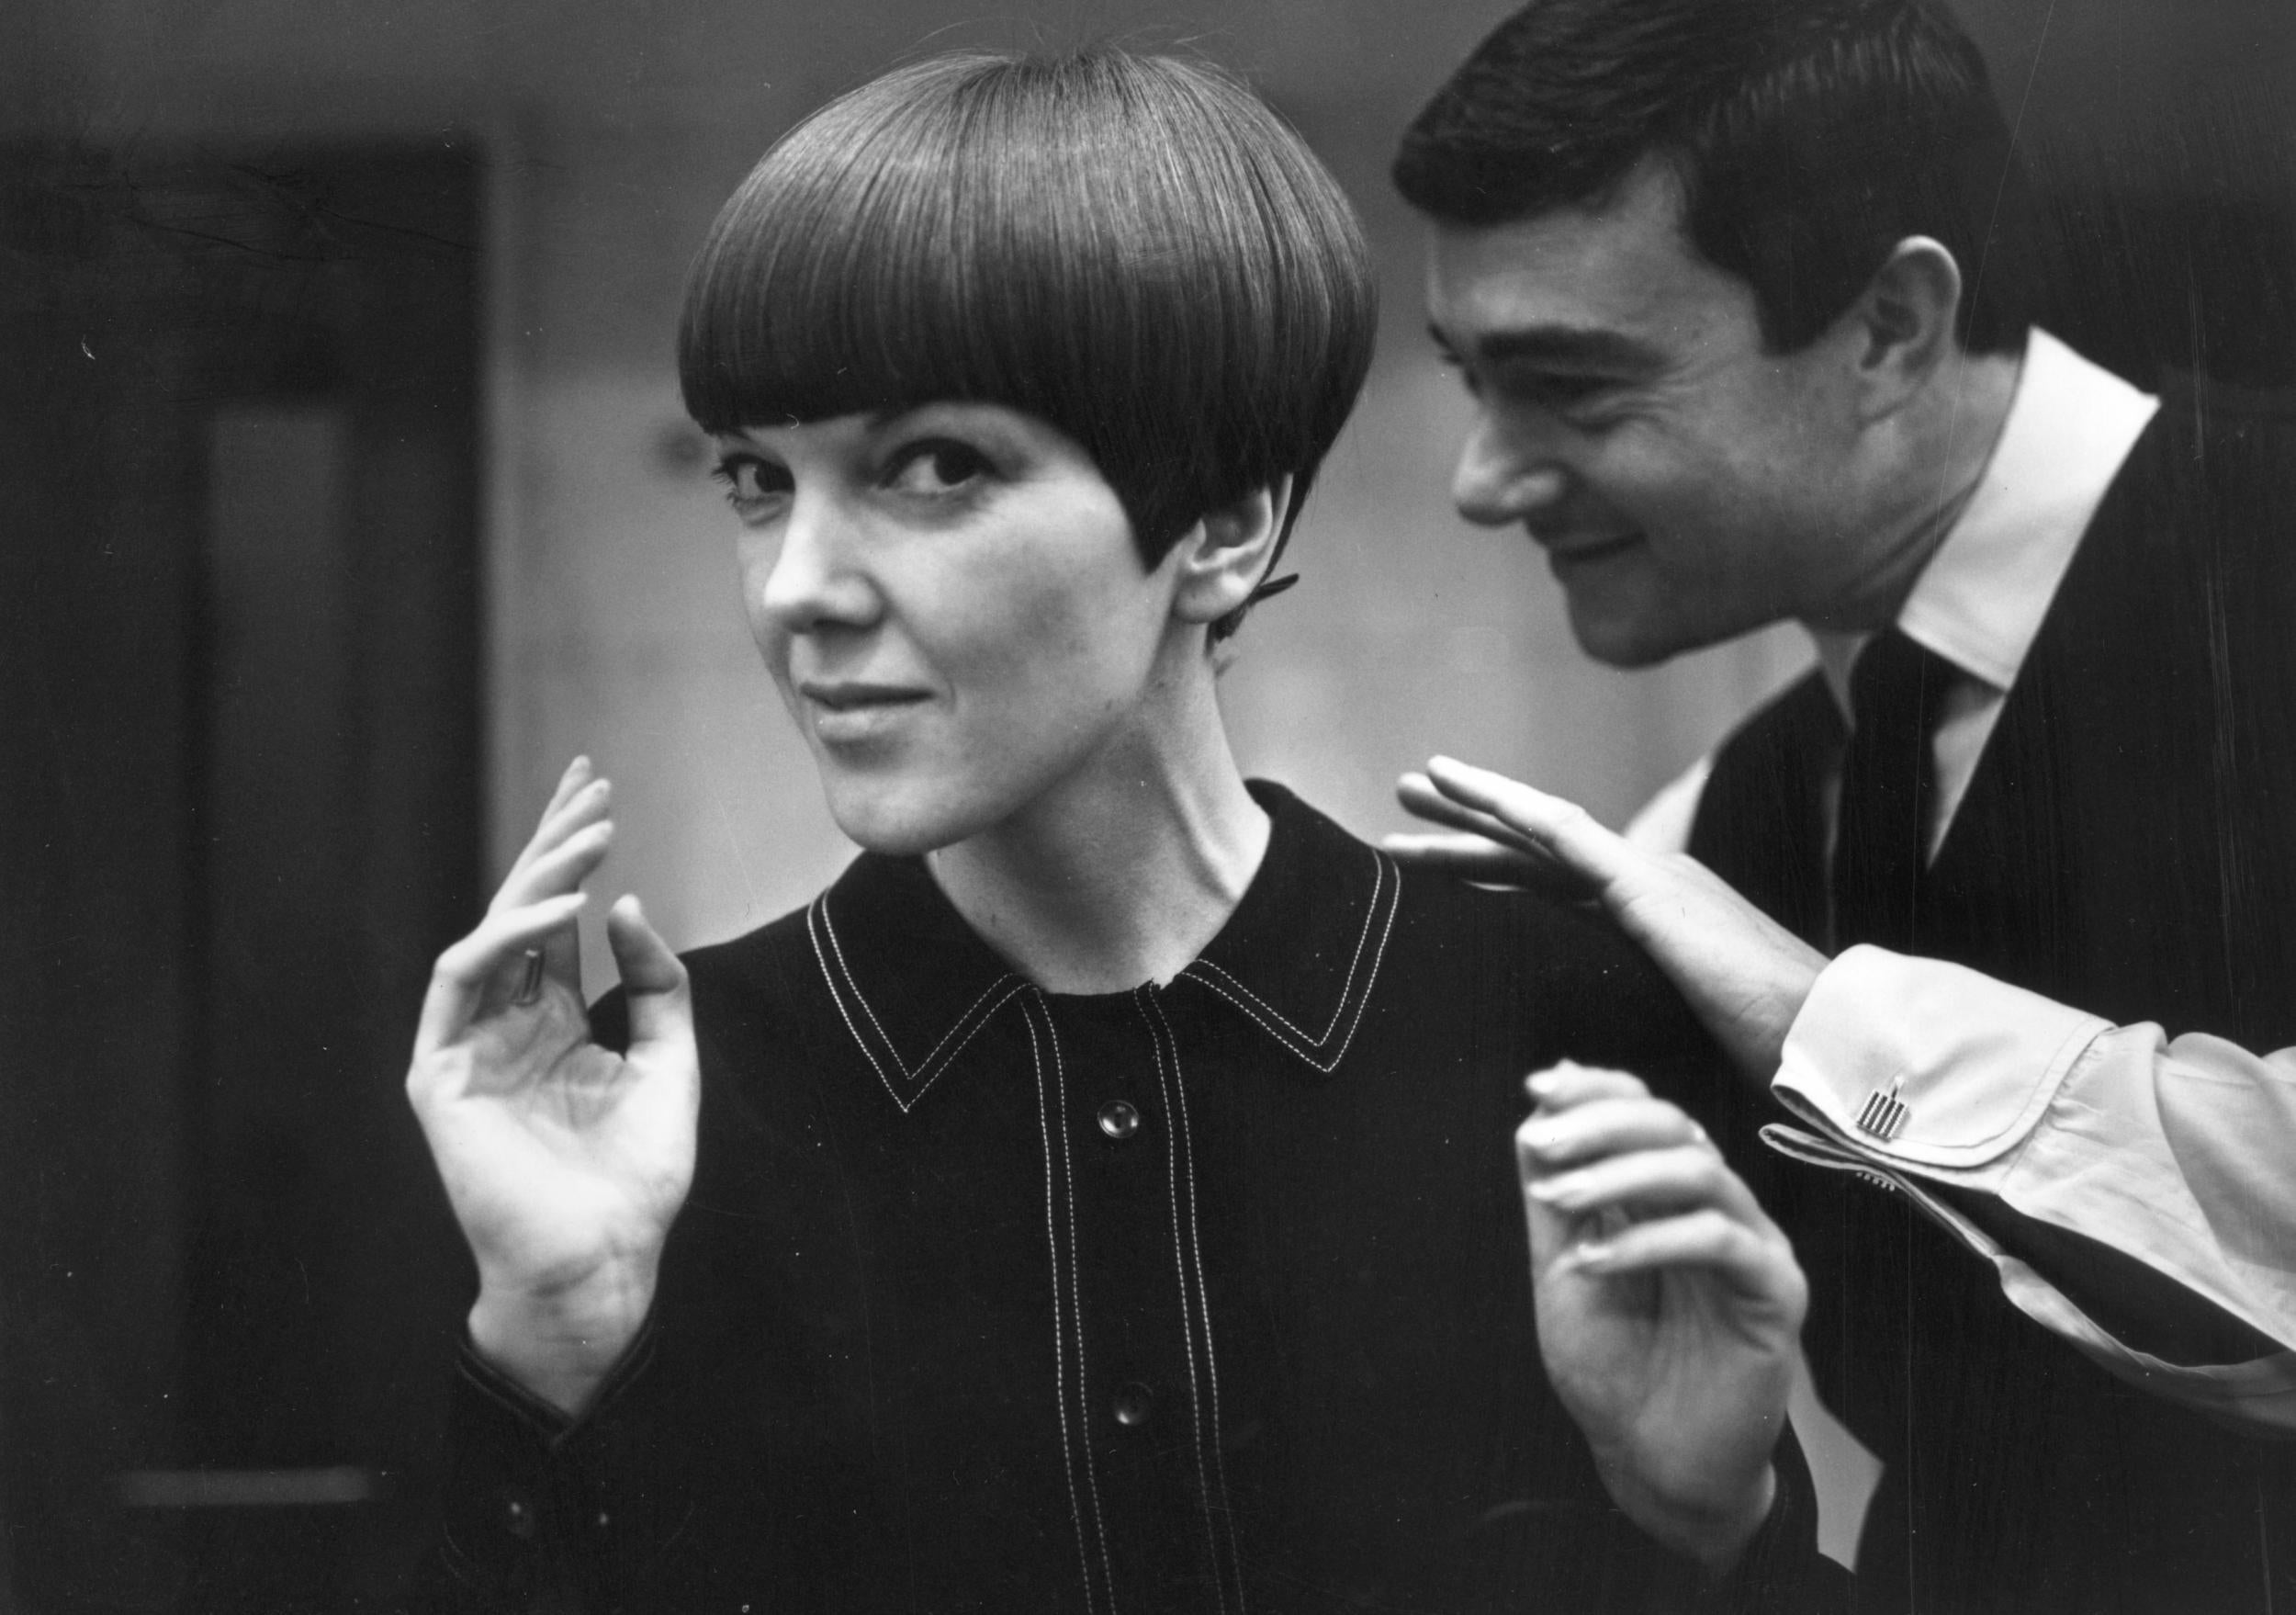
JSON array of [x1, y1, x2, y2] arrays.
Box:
[[821, 785, 990, 859]]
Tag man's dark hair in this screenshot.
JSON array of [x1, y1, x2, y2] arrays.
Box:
[[1393, 0, 2035, 355]]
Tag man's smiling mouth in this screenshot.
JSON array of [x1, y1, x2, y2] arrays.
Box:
[[1542, 532, 1644, 569]]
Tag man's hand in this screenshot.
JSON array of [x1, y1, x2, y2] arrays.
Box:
[[1390, 756, 1824, 1080], [406, 756, 699, 1416], [1521, 1062, 1806, 1572]]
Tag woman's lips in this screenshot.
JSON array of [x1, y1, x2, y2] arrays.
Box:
[[799, 682, 931, 742]]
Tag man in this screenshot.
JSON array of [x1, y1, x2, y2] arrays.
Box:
[[1389, 0, 2296, 1609], [1397, 757, 2296, 1424]]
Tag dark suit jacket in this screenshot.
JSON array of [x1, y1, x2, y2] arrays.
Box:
[[422, 784, 1826, 1613], [1691, 381, 2296, 1614]]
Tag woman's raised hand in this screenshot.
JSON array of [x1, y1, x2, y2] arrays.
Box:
[[406, 756, 698, 1416], [1517, 1062, 1805, 1572]]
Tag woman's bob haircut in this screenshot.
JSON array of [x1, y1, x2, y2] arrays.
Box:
[[679, 48, 1377, 635]]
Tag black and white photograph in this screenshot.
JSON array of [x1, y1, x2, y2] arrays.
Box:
[[4, 0, 2291, 1608]]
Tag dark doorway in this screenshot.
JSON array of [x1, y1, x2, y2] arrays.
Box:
[[1, 141, 484, 1609]]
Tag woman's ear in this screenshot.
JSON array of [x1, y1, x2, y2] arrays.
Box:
[[1170, 475, 1294, 627]]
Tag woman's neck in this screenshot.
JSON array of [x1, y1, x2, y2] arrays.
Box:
[[927, 662, 1269, 996]]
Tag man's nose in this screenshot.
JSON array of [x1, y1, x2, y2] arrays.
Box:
[[1450, 413, 1570, 527], [757, 499, 878, 633]]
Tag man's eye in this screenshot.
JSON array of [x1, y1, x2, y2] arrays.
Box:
[[886, 440, 991, 495], [1517, 373, 1615, 410], [712, 456, 792, 510]]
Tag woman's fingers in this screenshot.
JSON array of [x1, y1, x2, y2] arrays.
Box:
[[538, 754, 593, 826], [499, 765, 612, 895], [490, 816, 612, 1002], [495, 817, 614, 913], [1527, 1143, 1767, 1230], [1513, 1067, 1778, 1288], [416, 891, 589, 1056], [606, 895, 692, 1053], [1556, 1208, 1801, 1311], [1516, 1094, 1707, 1171], [1525, 1062, 1649, 1111]]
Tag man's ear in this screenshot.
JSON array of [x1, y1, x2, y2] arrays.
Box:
[[1846, 236, 1964, 422], [1170, 475, 1294, 627]]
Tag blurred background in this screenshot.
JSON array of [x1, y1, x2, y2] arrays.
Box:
[[2, 0, 2290, 1606]]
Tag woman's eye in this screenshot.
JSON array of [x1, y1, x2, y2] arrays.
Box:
[[712, 456, 792, 512], [886, 440, 991, 496]]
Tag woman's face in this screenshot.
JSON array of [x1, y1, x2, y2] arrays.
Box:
[[713, 403, 1186, 854]]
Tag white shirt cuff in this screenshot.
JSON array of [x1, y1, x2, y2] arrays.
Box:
[[1773, 945, 2108, 1173]]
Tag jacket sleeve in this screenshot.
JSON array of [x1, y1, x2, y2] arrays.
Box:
[[1694, 1417, 1851, 1615], [1607, 1418, 1849, 1615], [418, 1322, 705, 1613]]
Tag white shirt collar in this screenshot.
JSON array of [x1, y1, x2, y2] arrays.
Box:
[[1811, 328, 2159, 706]]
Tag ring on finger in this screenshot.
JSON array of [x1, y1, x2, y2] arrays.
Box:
[[512, 947, 546, 1006]]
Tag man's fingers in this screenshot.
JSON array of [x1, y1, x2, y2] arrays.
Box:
[[1422, 756, 1634, 889], [1395, 774, 1540, 852], [1381, 831, 1576, 891], [606, 895, 692, 1053], [417, 892, 589, 1055]]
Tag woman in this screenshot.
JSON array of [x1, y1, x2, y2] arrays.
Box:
[[408, 48, 1815, 1612]]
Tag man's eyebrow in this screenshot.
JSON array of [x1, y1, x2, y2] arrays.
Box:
[[1429, 322, 1663, 371]]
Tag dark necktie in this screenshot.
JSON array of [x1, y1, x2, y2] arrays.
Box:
[[1831, 628, 1954, 953]]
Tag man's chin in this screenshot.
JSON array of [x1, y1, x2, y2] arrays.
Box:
[[1560, 594, 1772, 671], [1561, 605, 1681, 671]]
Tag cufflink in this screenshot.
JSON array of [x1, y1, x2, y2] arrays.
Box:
[[1855, 1075, 1910, 1142]]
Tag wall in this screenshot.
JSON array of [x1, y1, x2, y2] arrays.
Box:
[[20, 0, 2285, 971], [7, 0, 1838, 978]]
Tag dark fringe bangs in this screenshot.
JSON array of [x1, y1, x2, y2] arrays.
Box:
[[678, 50, 1375, 569]]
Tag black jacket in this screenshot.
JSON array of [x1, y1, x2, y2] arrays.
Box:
[[426, 784, 1825, 1612], [1691, 383, 2296, 1614]]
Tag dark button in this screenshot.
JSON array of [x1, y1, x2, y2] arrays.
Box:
[[501, 1491, 536, 1540], [1097, 1100, 1142, 1140], [1112, 1381, 1154, 1428]]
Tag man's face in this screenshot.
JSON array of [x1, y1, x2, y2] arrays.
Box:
[[1425, 157, 1866, 667]]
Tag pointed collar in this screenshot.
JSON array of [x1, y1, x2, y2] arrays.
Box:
[[804, 781, 1401, 1115]]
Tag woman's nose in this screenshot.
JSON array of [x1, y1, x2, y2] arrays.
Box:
[[1450, 413, 1570, 527], [756, 500, 878, 633]]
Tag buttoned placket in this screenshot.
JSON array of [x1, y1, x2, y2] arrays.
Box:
[[1023, 981, 1249, 1615], [798, 792, 1401, 1611]]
